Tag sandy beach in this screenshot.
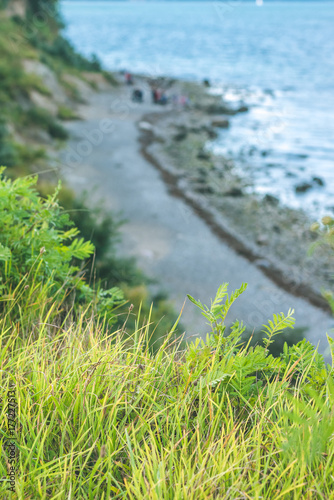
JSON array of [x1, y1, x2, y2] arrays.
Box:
[[59, 75, 334, 356]]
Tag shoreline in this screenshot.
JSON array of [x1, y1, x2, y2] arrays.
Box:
[[59, 72, 334, 353], [139, 121, 330, 313], [133, 76, 333, 312]]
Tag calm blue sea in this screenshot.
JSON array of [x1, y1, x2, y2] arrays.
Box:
[[61, 1, 334, 217]]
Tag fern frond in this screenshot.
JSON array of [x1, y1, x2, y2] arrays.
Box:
[[68, 238, 95, 259], [210, 283, 229, 310], [262, 309, 295, 347], [59, 227, 80, 241]]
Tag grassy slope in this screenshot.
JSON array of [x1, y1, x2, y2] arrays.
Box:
[[0, 281, 334, 499]]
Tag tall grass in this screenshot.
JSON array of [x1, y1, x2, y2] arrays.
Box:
[[0, 280, 333, 499]]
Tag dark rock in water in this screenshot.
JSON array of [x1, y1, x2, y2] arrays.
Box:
[[238, 105, 249, 113], [261, 150, 270, 157], [202, 126, 218, 139], [312, 176, 325, 186], [286, 171, 297, 178], [249, 147, 257, 156], [295, 182, 313, 193], [287, 153, 308, 160], [224, 187, 243, 197], [174, 124, 187, 132], [195, 185, 214, 195], [273, 225, 281, 234], [256, 234, 269, 246], [211, 119, 229, 129], [199, 103, 238, 115], [203, 79, 211, 87], [264, 194, 279, 206], [173, 131, 187, 141], [197, 149, 211, 161]]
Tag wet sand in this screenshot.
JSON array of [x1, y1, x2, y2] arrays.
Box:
[[60, 78, 334, 357]]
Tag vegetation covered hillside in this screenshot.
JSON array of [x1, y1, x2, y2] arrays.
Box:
[[1, 1, 334, 498]]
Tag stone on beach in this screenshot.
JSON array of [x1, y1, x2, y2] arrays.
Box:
[[211, 119, 230, 128], [139, 121, 154, 132]]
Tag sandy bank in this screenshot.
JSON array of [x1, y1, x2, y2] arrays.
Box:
[[59, 74, 334, 356]]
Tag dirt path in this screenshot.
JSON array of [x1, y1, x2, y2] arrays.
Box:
[[60, 81, 334, 356]]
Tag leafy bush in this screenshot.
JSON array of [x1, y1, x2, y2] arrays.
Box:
[[0, 169, 93, 291], [0, 169, 123, 320]]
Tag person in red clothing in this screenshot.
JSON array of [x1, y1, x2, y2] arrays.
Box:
[[125, 72, 133, 85]]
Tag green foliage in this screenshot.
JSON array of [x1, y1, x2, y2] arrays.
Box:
[[0, 283, 333, 498], [46, 186, 143, 289], [261, 308, 295, 349], [0, 169, 124, 321], [102, 70, 119, 86], [0, 119, 19, 167], [0, 0, 9, 10], [27, 0, 58, 15], [187, 282, 248, 334], [240, 325, 306, 357], [0, 169, 92, 292], [57, 105, 79, 121], [34, 34, 102, 72], [47, 119, 68, 139], [24, 107, 69, 140], [0, 59, 49, 103], [15, 141, 46, 164], [185, 284, 327, 403], [282, 386, 334, 468]]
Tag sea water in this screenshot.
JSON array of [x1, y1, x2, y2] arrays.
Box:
[[61, 1, 334, 218]]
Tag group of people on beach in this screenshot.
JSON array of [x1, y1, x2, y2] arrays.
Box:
[[151, 87, 168, 105], [124, 71, 189, 108]]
